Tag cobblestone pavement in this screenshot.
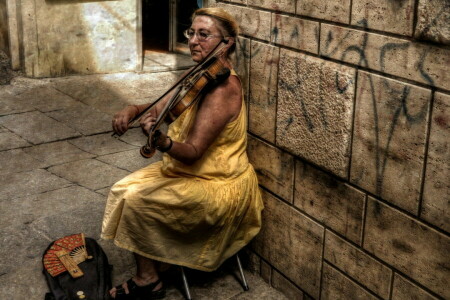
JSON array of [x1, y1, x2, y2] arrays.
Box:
[[0, 73, 286, 300]]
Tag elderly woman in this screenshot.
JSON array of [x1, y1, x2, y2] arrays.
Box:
[[102, 7, 263, 300]]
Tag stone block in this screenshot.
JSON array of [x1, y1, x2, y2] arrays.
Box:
[[247, 137, 294, 202], [364, 197, 450, 298], [247, 136, 294, 202], [218, 4, 271, 41], [97, 149, 162, 173], [46, 102, 113, 135], [392, 274, 439, 300], [271, 14, 319, 54], [0, 131, 31, 151], [351, 71, 431, 214], [247, 0, 296, 14], [48, 158, 130, 190], [0, 169, 72, 201], [261, 260, 272, 284], [276, 49, 356, 178], [23, 140, 95, 166], [351, 0, 415, 36], [320, 24, 450, 90], [297, 0, 351, 24], [324, 231, 392, 298], [241, 248, 261, 274], [321, 263, 378, 300], [68, 133, 137, 156], [272, 270, 304, 300], [249, 40, 279, 142], [234, 37, 251, 100], [252, 190, 324, 299], [422, 92, 449, 232], [0, 111, 80, 144], [0, 149, 46, 175], [414, 0, 450, 45], [295, 161, 365, 244]]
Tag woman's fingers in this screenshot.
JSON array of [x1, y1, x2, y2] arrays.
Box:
[[140, 114, 157, 135], [113, 114, 132, 135]]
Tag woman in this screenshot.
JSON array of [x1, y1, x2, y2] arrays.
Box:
[[102, 7, 263, 300]]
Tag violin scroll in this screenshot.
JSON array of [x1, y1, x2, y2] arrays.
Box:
[[140, 129, 160, 158]]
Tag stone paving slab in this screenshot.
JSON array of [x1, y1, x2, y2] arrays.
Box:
[[0, 95, 35, 116], [0, 169, 73, 201], [0, 148, 47, 175], [14, 85, 80, 112], [50, 72, 182, 115], [117, 126, 166, 147], [0, 111, 81, 144], [97, 149, 162, 172], [22, 140, 95, 167], [0, 186, 102, 229], [0, 223, 53, 275], [46, 102, 113, 135], [48, 158, 131, 190], [68, 133, 137, 156], [0, 131, 32, 151]]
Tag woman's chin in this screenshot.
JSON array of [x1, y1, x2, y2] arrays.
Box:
[[190, 53, 203, 63]]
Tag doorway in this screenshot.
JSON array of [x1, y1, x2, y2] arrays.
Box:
[[141, 0, 203, 72]]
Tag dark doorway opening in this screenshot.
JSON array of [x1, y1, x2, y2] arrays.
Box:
[[142, 0, 169, 52], [141, 0, 203, 72]]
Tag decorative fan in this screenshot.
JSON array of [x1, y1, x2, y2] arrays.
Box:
[[43, 233, 91, 278]]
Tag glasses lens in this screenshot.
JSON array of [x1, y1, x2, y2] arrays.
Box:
[[184, 30, 193, 39]]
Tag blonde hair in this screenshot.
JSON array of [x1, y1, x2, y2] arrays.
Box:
[[191, 7, 239, 55]]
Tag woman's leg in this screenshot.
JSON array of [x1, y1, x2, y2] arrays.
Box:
[[110, 253, 163, 298]]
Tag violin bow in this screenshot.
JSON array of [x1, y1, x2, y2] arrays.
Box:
[[125, 38, 230, 128]]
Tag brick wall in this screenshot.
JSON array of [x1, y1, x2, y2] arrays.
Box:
[[210, 0, 449, 299]]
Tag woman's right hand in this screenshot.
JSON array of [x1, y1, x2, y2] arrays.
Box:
[[112, 105, 139, 135]]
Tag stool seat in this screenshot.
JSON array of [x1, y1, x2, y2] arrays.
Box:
[[180, 254, 249, 300]]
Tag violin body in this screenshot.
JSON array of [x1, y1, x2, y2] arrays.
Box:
[[138, 41, 231, 158], [166, 56, 231, 122]]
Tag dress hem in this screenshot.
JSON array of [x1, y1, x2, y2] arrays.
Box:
[[101, 234, 228, 272]]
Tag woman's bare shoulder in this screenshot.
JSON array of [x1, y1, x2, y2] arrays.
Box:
[[202, 75, 242, 121]]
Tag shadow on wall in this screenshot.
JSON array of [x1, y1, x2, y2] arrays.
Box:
[[25, 0, 137, 77], [0, 0, 9, 55]]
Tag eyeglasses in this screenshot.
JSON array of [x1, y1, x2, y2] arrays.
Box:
[[183, 29, 223, 42]]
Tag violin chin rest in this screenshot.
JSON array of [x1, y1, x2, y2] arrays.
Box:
[[213, 68, 231, 85]]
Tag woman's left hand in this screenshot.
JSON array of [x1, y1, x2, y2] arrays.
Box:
[[139, 111, 157, 136]]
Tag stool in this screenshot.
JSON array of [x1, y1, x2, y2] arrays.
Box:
[[179, 254, 249, 300]]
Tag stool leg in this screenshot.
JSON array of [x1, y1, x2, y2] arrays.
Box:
[[180, 266, 193, 300], [236, 254, 249, 291]]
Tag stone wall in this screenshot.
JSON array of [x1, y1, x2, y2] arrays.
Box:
[[17, 0, 139, 77], [212, 0, 449, 299], [0, 0, 8, 54]]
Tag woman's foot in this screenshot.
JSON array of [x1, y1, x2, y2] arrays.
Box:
[[110, 276, 164, 299]]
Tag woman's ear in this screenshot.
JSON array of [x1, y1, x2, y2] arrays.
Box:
[[223, 37, 235, 52]]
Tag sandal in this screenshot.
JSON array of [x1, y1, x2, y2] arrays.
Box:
[[114, 278, 166, 300]]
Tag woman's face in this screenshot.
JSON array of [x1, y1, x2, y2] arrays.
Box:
[[188, 16, 223, 63]]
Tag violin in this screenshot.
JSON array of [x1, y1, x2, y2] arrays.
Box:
[[119, 39, 231, 158]]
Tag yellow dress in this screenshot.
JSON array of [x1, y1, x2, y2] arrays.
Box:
[[101, 72, 263, 271]]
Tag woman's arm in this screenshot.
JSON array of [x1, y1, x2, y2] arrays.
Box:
[[112, 89, 175, 135], [141, 75, 242, 165]]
